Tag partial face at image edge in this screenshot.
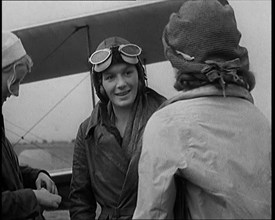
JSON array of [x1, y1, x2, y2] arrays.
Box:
[[2, 61, 30, 105]]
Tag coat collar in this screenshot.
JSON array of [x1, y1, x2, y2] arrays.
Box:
[[84, 101, 116, 138], [160, 84, 254, 109], [84, 102, 102, 138]]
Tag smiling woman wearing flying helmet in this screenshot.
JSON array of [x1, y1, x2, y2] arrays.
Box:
[[69, 36, 166, 220]]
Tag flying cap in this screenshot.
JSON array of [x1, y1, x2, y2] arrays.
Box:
[[96, 36, 130, 50], [2, 31, 26, 68]]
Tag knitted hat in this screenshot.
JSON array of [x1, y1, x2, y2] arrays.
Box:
[[162, 0, 255, 92], [2, 31, 26, 68]]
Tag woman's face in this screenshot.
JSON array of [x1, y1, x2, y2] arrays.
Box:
[[2, 63, 28, 105], [102, 63, 139, 109]]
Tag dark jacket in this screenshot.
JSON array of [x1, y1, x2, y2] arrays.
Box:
[[69, 88, 166, 220], [1, 114, 46, 220]]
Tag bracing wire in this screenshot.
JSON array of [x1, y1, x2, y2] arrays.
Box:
[[11, 25, 91, 147], [6, 127, 72, 167], [13, 74, 89, 147], [5, 128, 24, 140], [5, 118, 45, 141], [8, 25, 95, 149], [36, 26, 83, 67]]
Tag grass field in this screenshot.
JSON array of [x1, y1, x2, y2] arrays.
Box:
[[13, 141, 74, 171]]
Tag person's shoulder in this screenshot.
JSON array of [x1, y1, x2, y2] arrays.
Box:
[[146, 99, 194, 134], [80, 117, 90, 129], [144, 104, 173, 131], [145, 87, 166, 103]]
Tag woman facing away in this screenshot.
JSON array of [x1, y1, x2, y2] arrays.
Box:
[[69, 36, 166, 220], [133, 0, 271, 219]]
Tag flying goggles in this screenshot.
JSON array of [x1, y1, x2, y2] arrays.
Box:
[[89, 44, 142, 72]]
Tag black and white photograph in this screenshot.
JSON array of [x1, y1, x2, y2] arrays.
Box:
[[2, 1, 271, 219]]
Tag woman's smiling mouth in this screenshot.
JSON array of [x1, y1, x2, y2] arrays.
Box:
[[116, 90, 131, 96]]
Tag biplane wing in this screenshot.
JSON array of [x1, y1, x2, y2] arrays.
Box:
[[14, 0, 183, 84]]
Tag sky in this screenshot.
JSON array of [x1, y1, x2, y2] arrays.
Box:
[[2, 1, 271, 143]]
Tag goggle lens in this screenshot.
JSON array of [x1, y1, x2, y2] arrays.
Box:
[[89, 49, 111, 65], [89, 44, 142, 72], [119, 44, 142, 57]]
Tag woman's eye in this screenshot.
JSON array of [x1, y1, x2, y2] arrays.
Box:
[[105, 75, 114, 80], [125, 71, 132, 76]]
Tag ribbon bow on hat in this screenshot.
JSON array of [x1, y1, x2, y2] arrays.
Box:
[[201, 58, 246, 96]]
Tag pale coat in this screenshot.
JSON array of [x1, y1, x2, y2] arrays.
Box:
[[133, 85, 271, 219]]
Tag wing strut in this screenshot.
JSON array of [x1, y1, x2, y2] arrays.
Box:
[[85, 25, 96, 108]]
